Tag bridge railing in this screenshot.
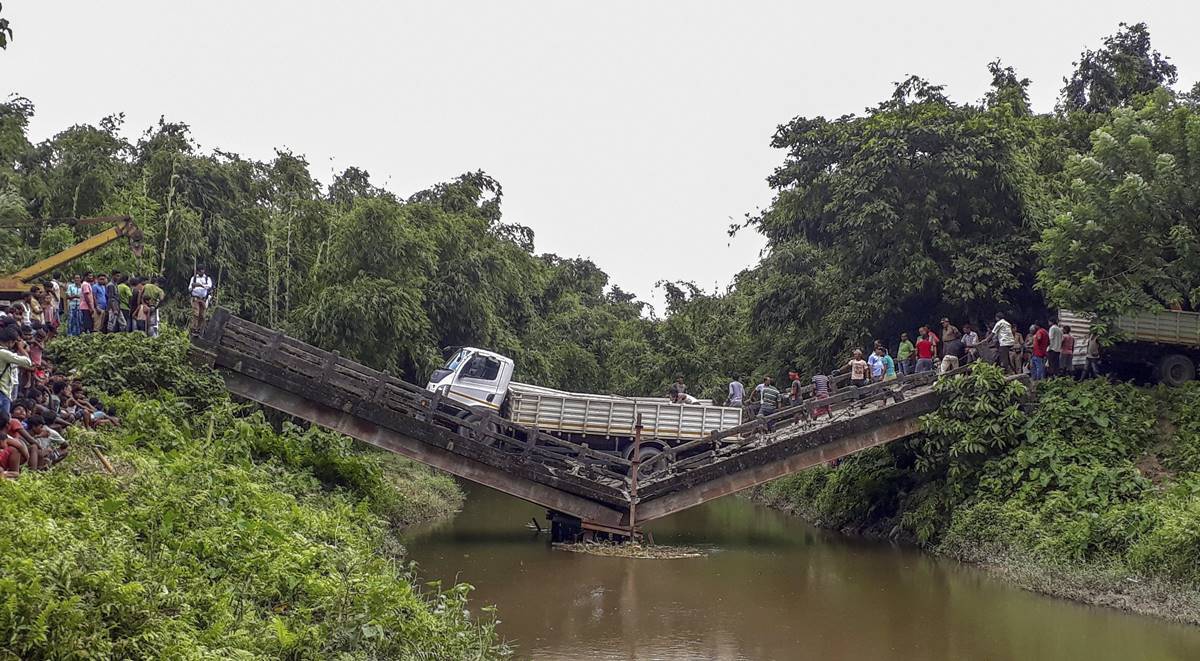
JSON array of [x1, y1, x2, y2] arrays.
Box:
[[195, 308, 1009, 508], [193, 309, 636, 497], [634, 363, 979, 480]]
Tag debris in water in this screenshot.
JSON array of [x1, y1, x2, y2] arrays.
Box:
[[553, 542, 707, 559]]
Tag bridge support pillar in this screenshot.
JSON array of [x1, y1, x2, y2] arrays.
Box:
[[548, 511, 583, 543]]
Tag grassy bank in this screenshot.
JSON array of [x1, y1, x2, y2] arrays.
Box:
[[754, 365, 1200, 624], [0, 330, 505, 659]]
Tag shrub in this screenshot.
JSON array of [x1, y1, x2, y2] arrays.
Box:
[[0, 397, 506, 659], [47, 328, 225, 406], [0, 332, 498, 658]]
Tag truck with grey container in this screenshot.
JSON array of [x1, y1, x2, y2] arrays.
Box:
[[426, 347, 743, 461]]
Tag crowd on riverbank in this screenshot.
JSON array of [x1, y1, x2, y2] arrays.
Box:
[[696, 314, 1107, 417], [13, 271, 169, 337], [0, 270, 167, 477], [0, 316, 124, 477]]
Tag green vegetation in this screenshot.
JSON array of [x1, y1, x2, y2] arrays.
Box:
[[0, 331, 507, 659], [1, 23, 1197, 398], [2, 17, 1200, 629], [757, 364, 1200, 620]]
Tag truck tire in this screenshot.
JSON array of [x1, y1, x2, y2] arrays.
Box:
[[1154, 353, 1196, 387], [627, 443, 666, 478]]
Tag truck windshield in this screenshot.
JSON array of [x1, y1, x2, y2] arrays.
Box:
[[462, 354, 501, 381], [443, 349, 470, 372]]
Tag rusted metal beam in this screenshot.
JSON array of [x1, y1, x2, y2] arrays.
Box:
[[221, 370, 629, 528], [631, 413, 924, 523]]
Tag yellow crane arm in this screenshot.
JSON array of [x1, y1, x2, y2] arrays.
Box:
[[5, 216, 144, 287]]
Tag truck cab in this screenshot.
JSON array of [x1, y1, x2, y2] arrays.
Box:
[[426, 347, 515, 412]]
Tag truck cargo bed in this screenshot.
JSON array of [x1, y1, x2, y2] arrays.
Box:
[[507, 382, 741, 443]]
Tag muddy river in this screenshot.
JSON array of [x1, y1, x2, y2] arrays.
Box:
[[403, 484, 1200, 660]]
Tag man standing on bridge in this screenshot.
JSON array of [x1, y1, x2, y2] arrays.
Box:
[[758, 377, 780, 418], [728, 375, 745, 408], [989, 313, 1015, 373], [811, 370, 834, 419], [846, 349, 870, 389], [189, 267, 214, 335], [788, 369, 803, 406], [914, 332, 935, 374], [1047, 317, 1063, 378], [896, 332, 914, 376], [1030, 323, 1050, 381]]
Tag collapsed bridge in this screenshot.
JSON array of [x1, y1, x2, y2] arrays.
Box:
[[191, 309, 984, 540]]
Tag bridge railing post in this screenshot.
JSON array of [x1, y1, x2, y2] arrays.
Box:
[[628, 413, 643, 541]]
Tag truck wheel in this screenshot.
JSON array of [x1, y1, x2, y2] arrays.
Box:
[[1154, 353, 1196, 387], [628, 444, 666, 478], [458, 410, 498, 443]]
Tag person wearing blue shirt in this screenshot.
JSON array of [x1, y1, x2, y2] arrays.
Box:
[[877, 347, 897, 380], [868, 348, 885, 381], [92, 274, 109, 333]]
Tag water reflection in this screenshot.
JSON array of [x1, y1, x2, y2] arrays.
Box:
[[402, 484, 1200, 660]]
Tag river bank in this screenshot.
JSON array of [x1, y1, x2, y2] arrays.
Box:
[[752, 491, 1200, 625], [750, 367, 1200, 626], [0, 331, 505, 659]]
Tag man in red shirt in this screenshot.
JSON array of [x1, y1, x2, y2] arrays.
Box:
[[915, 331, 936, 373], [1030, 323, 1050, 381]]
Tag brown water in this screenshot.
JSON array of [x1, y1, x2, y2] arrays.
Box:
[[402, 484, 1200, 660]]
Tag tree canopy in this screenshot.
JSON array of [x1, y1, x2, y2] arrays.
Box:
[[1059, 22, 1178, 114], [0, 21, 1194, 399]]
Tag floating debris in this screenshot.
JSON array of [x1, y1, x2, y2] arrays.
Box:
[[554, 542, 707, 559]]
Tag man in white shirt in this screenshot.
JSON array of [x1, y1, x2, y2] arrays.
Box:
[[1047, 317, 1063, 377], [188, 266, 215, 334], [728, 376, 745, 407], [990, 313, 1015, 374]]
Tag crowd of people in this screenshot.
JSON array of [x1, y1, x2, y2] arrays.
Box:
[[6, 265, 217, 340], [666, 314, 1106, 421], [0, 315, 121, 478], [53, 271, 169, 337], [0, 265, 192, 478]]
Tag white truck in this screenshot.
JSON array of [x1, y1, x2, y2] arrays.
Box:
[[1059, 308, 1200, 386], [426, 347, 743, 459]]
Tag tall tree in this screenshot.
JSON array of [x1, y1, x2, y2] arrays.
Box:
[[1059, 22, 1178, 114], [0, 3, 12, 50], [739, 71, 1056, 371], [1037, 89, 1200, 326]]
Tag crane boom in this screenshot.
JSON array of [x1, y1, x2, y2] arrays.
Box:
[[0, 215, 144, 300]]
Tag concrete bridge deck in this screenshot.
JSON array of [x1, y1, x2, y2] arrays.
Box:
[[192, 309, 1004, 538]]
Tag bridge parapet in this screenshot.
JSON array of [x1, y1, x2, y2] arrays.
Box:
[[192, 308, 634, 526], [192, 309, 1025, 536]]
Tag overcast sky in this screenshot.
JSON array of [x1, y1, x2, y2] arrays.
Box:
[[3, 1, 1198, 311]]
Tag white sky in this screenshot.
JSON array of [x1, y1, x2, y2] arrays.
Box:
[[3, 1, 1198, 312]]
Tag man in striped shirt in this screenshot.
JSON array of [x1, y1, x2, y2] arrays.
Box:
[[811, 371, 834, 419], [758, 377, 780, 418]]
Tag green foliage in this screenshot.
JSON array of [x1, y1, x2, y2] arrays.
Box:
[[766, 373, 1200, 585], [975, 379, 1157, 508], [1037, 90, 1200, 323], [0, 399, 502, 659], [0, 3, 11, 50], [47, 327, 225, 405], [916, 363, 1027, 479], [1124, 477, 1200, 581], [1162, 383, 1200, 473], [735, 70, 1062, 373], [1059, 22, 1178, 114], [0, 331, 502, 658]]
